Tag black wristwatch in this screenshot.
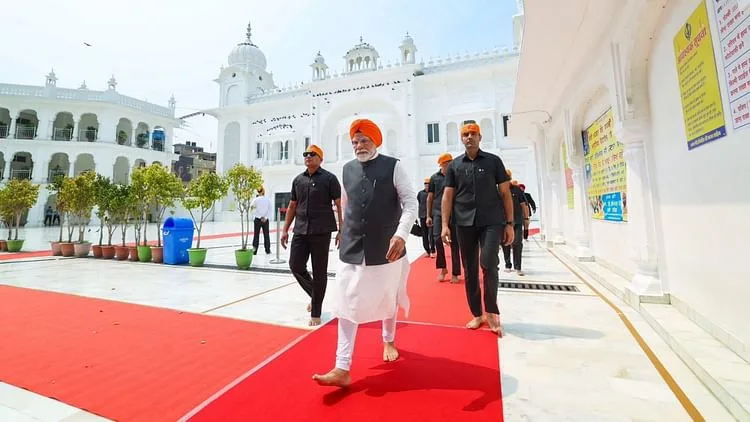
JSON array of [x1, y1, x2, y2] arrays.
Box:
[[505, 221, 513, 226]]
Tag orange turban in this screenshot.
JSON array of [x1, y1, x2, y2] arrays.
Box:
[[424, 178, 431, 184], [437, 153, 453, 164], [461, 122, 481, 136], [349, 118, 383, 147], [305, 144, 324, 160], [506, 169, 512, 178], [511, 179, 519, 185]]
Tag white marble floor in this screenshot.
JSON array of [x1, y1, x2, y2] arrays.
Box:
[[0, 224, 737, 421]]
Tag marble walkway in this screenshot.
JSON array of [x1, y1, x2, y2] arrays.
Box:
[[0, 223, 737, 421]]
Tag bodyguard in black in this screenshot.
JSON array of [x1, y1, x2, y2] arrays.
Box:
[[281, 144, 342, 327], [502, 177, 529, 275], [417, 180, 435, 257], [427, 153, 461, 283], [441, 121, 514, 335]]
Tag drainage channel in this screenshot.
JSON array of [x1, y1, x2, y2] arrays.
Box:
[[499, 281, 580, 292]]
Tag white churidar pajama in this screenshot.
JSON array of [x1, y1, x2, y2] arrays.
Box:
[[330, 154, 417, 371]]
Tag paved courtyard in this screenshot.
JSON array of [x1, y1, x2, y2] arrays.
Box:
[[0, 223, 737, 421]]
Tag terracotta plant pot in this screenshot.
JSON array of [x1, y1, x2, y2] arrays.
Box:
[[73, 242, 91, 258], [0, 240, 7, 252], [114, 246, 129, 260], [101, 245, 116, 259], [92, 245, 103, 258], [60, 242, 75, 257], [50, 241, 62, 256], [128, 246, 139, 261], [151, 246, 163, 263]]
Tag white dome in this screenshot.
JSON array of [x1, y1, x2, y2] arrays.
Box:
[[228, 23, 267, 70]]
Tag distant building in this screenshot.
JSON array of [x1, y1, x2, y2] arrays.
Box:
[[172, 141, 216, 183]]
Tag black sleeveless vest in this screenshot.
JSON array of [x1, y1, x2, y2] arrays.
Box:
[[339, 154, 404, 266]]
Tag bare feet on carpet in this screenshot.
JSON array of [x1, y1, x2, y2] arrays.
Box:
[[312, 368, 351, 387], [437, 269, 448, 282], [486, 313, 504, 337], [450, 275, 460, 284], [466, 316, 483, 330], [309, 317, 321, 326], [383, 341, 399, 362], [306, 303, 312, 313]]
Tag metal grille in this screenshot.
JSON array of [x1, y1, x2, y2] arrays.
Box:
[[499, 282, 579, 292]]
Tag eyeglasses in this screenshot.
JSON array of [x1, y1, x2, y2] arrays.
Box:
[[302, 151, 318, 158]]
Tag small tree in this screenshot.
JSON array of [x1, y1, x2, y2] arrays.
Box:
[[0, 187, 14, 239], [130, 166, 149, 246], [2, 179, 40, 240], [110, 184, 133, 247], [94, 175, 114, 246], [182, 172, 228, 249], [226, 164, 264, 251], [69, 171, 98, 243], [142, 163, 183, 247], [46, 175, 68, 243], [58, 178, 78, 242]]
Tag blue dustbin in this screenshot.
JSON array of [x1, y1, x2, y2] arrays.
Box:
[[162, 217, 195, 265]]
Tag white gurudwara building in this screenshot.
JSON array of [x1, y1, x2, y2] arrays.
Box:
[[207, 10, 537, 221], [0, 72, 179, 226]]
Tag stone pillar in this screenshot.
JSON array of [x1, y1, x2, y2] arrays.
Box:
[[7, 109, 18, 139], [618, 120, 664, 297], [570, 165, 593, 261], [549, 175, 566, 245]]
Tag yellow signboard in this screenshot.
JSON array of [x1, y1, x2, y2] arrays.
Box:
[[674, 0, 727, 149], [582, 108, 627, 222]]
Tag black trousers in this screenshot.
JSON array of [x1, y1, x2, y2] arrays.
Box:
[[456, 224, 502, 317], [252, 218, 271, 253], [419, 217, 435, 254], [433, 215, 461, 275], [289, 233, 331, 318], [502, 224, 524, 270]]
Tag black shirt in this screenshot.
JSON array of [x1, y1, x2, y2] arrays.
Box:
[[417, 190, 428, 218], [428, 171, 447, 217], [444, 149, 511, 227], [510, 184, 529, 225], [290, 167, 341, 235]]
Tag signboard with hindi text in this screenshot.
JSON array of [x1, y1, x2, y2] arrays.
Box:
[[674, 0, 728, 149], [581, 108, 627, 222], [712, 0, 750, 130]]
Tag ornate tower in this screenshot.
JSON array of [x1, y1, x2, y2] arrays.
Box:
[[399, 32, 417, 64], [344, 36, 380, 73], [310, 51, 328, 81]]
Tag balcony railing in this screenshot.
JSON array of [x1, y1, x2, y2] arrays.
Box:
[[79, 129, 98, 142], [10, 169, 32, 180], [0, 125, 8, 138], [15, 126, 35, 139], [53, 128, 73, 141], [48, 170, 67, 183]]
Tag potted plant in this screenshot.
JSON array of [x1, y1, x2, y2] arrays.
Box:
[[111, 184, 132, 260], [0, 179, 40, 252], [141, 163, 183, 263], [68, 171, 97, 257], [130, 166, 150, 262], [46, 175, 67, 256], [226, 163, 264, 269], [57, 177, 78, 257], [92, 175, 113, 258], [181, 172, 228, 267]]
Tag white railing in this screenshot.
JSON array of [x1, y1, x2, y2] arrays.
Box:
[[53, 128, 73, 141], [79, 129, 98, 142], [0, 126, 8, 138], [15, 126, 35, 139], [48, 170, 66, 183], [10, 169, 32, 180]]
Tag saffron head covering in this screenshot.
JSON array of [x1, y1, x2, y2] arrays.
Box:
[[461, 122, 481, 136], [349, 118, 383, 147], [305, 144, 324, 160], [424, 178, 431, 184], [437, 152, 453, 164]]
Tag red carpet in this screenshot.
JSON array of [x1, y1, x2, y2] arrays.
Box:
[[399, 227, 541, 327], [186, 321, 503, 422], [0, 285, 305, 421]]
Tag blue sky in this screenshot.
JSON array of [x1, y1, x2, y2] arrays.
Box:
[[1, 0, 519, 150]]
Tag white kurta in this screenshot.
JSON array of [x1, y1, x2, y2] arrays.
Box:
[[329, 154, 418, 324]]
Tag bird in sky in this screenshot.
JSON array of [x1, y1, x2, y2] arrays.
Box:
[[83, 42, 92, 47]]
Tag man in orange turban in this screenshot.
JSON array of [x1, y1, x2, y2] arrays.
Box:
[[314, 118, 417, 387], [440, 119, 514, 335], [280, 144, 342, 326], [426, 153, 462, 283]]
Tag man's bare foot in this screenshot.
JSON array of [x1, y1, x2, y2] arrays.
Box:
[[306, 303, 312, 313], [383, 342, 399, 362], [437, 269, 448, 282], [309, 317, 321, 326], [486, 313, 504, 337], [312, 368, 351, 387], [450, 275, 460, 284], [466, 316, 483, 330]]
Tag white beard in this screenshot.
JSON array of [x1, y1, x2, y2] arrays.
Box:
[[356, 150, 375, 162]]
